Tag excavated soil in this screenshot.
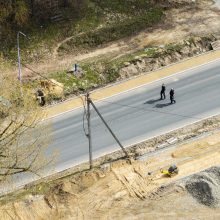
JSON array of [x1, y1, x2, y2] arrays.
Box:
[[1, 128, 220, 219], [185, 167, 220, 207]]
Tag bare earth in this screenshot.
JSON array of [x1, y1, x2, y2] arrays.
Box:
[[1, 129, 220, 219], [21, 0, 220, 77], [1, 1, 220, 219]]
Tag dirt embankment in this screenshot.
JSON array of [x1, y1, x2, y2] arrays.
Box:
[[18, 0, 220, 104], [1, 116, 220, 219], [118, 36, 216, 80], [116, 167, 220, 219], [21, 0, 220, 78]]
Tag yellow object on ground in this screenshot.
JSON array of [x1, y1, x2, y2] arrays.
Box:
[[161, 169, 170, 176], [160, 165, 179, 177]]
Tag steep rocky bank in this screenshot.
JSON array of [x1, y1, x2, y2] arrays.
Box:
[[118, 36, 217, 80]]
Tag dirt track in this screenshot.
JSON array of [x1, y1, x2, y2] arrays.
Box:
[[1, 129, 220, 219], [1, 1, 220, 219], [21, 0, 220, 77]]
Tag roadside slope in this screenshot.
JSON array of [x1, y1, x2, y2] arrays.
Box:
[[44, 49, 220, 119], [1, 130, 220, 219]]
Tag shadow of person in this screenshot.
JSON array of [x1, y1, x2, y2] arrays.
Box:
[[154, 103, 171, 108], [144, 98, 161, 104]]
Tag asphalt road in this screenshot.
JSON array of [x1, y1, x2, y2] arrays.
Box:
[[48, 58, 220, 172]]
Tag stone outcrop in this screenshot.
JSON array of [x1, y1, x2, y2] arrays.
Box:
[[119, 36, 215, 80]]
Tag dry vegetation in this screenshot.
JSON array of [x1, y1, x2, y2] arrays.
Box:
[[1, 1, 220, 219], [0, 115, 220, 219], [1, 132, 220, 219], [0, 74, 53, 183]]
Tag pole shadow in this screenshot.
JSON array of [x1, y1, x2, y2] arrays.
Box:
[[144, 98, 161, 104]]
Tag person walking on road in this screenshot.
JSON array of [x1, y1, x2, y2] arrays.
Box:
[[160, 83, 166, 100], [170, 88, 176, 104]]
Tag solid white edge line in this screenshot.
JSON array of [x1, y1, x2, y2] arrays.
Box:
[[44, 57, 220, 121], [62, 110, 220, 168], [5, 109, 220, 195]]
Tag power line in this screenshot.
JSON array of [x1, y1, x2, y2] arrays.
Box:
[[21, 62, 90, 137], [22, 63, 64, 89], [80, 95, 89, 137], [21, 62, 202, 130]]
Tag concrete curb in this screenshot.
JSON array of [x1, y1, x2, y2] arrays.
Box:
[[44, 49, 220, 120]]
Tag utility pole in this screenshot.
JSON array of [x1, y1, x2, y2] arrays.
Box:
[[88, 97, 129, 159], [17, 31, 27, 83], [86, 93, 93, 169]]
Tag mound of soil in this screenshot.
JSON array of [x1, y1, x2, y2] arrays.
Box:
[[185, 166, 220, 207]]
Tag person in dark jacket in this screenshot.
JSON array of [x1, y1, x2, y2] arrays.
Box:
[[36, 89, 45, 106], [170, 88, 176, 104], [160, 83, 166, 100]]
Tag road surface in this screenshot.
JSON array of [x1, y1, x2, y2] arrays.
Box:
[[49, 58, 220, 172]]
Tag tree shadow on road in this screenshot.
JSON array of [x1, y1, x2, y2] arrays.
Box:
[[144, 98, 161, 104], [154, 103, 171, 108]]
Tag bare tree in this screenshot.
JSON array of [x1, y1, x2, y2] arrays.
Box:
[[0, 74, 53, 182]]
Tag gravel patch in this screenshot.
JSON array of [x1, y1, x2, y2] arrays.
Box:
[[185, 166, 220, 207]]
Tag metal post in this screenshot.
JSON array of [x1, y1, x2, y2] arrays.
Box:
[[17, 31, 27, 83], [86, 93, 93, 169], [17, 32, 22, 83], [89, 98, 129, 158]]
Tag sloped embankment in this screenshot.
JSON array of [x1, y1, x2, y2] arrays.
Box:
[[1, 128, 220, 219], [185, 166, 220, 208]]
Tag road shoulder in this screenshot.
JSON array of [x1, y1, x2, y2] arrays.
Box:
[[44, 50, 220, 119]]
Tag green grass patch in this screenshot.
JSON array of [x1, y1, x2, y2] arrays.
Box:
[[50, 65, 102, 95], [91, 0, 152, 14], [1, 1, 165, 63], [47, 40, 191, 99], [59, 8, 163, 54]]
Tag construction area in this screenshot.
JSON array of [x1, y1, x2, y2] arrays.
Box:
[[0, 114, 220, 219], [1, 0, 220, 219]]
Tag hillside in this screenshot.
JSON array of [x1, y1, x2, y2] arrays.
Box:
[[1, 1, 220, 103], [1, 0, 167, 62], [1, 1, 220, 219]]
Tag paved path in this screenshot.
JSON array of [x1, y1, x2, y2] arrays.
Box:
[[3, 54, 220, 193], [44, 50, 220, 118], [49, 58, 220, 172]]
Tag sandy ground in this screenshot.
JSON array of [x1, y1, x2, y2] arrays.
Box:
[[21, 0, 220, 77], [1, 129, 220, 219], [1, 1, 220, 219]]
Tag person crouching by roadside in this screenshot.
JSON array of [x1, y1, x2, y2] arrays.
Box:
[[36, 89, 45, 106]]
